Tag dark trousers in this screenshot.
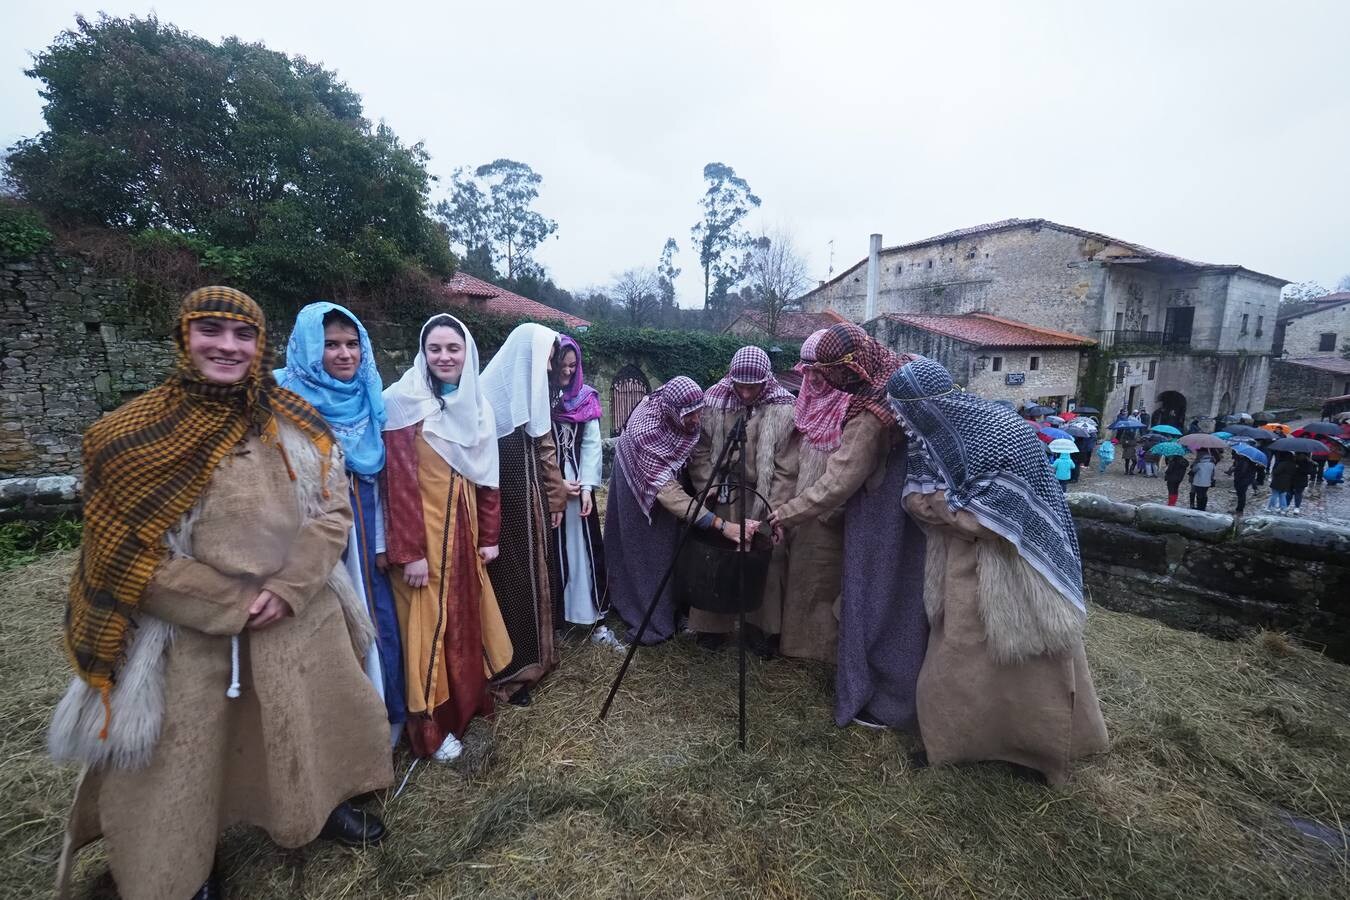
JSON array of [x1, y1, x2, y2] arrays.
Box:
[[1234, 480, 1252, 513], [1190, 486, 1209, 510]]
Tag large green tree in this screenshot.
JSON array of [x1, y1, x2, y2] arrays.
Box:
[[435, 159, 557, 280], [690, 162, 760, 321], [6, 14, 452, 305]]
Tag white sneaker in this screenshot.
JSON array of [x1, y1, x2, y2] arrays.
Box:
[[1291, 507, 1302, 515], [433, 733, 463, 763], [590, 625, 626, 652]]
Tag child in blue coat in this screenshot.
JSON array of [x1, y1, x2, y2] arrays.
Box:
[[1052, 451, 1076, 489]]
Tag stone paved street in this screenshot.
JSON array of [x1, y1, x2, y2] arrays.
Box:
[[1066, 454, 1350, 524]]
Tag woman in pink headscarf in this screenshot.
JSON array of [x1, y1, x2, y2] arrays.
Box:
[[760, 330, 851, 663]]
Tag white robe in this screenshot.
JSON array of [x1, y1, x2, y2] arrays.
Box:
[[555, 419, 604, 625]]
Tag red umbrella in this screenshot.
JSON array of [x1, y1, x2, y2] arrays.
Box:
[[1060, 411, 1078, 422]]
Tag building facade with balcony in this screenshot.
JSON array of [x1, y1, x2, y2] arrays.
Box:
[[798, 219, 1287, 424]]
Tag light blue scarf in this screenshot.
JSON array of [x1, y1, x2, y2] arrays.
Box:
[[274, 301, 386, 475]]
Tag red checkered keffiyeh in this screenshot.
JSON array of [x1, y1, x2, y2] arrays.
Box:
[[792, 329, 850, 452], [615, 376, 705, 521], [814, 323, 907, 424], [703, 346, 793, 412]]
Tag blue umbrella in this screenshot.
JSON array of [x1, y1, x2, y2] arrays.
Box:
[[1150, 424, 1183, 436], [1233, 443, 1268, 467], [1039, 427, 1074, 441], [1224, 435, 1256, 444], [1110, 417, 1144, 430], [1213, 431, 1233, 439], [1149, 441, 1188, 457]]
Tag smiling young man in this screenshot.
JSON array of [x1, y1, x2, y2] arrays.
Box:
[[51, 287, 393, 900]]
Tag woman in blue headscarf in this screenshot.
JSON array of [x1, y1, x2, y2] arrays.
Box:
[[887, 356, 1108, 785], [276, 302, 405, 744]]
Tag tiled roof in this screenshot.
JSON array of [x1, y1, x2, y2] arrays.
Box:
[[804, 218, 1288, 299], [1276, 293, 1350, 323], [880, 312, 1096, 348], [1278, 356, 1350, 375], [726, 309, 847, 340], [443, 272, 590, 328]]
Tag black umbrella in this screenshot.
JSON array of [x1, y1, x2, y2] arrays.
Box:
[[1023, 404, 1055, 416], [1140, 432, 1169, 446], [1268, 437, 1331, 455], [1226, 425, 1271, 441], [1296, 421, 1343, 436], [1074, 406, 1101, 415]]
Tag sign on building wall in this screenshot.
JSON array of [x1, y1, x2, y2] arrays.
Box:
[[1005, 373, 1026, 385]]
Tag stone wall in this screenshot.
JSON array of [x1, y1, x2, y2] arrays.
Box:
[[1070, 493, 1350, 662], [2, 255, 177, 479], [1267, 360, 1349, 410]]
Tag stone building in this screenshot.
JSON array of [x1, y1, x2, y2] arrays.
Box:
[[1272, 292, 1350, 359], [1266, 357, 1350, 410], [866, 313, 1094, 409], [798, 219, 1287, 424]]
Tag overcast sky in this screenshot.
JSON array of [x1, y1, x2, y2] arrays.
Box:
[[3, 1, 1347, 306]]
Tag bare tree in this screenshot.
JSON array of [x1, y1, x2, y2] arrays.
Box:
[[743, 228, 812, 338], [612, 268, 662, 327]]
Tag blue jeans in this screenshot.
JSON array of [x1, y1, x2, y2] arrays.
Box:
[[1267, 491, 1289, 510]]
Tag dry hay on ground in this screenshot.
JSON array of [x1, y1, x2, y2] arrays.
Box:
[[2, 550, 1348, 899]]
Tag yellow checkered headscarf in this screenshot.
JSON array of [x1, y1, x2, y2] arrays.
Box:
[[65, 287, 333, 729]]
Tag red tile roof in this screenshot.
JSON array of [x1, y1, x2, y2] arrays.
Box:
[[726, 309, 847, 340], [443, 271, 590, 328], [881, 312, 1096, 348], [1276, 292, 1350, 323]]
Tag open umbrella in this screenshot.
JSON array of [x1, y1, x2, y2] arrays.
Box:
[[992, 399, 1017, 409], [1048, 438, 1079, 455], [1065, 421, 1097, 436], [1261, 423, 1292, 436], [1224, 435, 1256, 444], [1233, 444, 1268, 467], [1023, 404, 1055, 417], [1213, 431, 1233, 439], [1110, 416, 1144, 430], [1179, 433, 1229, 451], [1149, 441, 1187, 458], [1140, 432, 1170, 447], [1046, 415, 1066, 425], [1037, 426, 1074, 442], [1074, 406, 1101, 415], [1267, 437, 1329, 455], [1294, 421, 1342, 436], [1150, 424, 1183, 436]]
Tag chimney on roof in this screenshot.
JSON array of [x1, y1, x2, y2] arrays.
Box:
[[864, 233, 882, 321]]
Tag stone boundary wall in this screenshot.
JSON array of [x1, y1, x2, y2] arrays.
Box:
[[1069, 493, 1350, 662]]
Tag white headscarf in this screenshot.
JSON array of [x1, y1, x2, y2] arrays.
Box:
[[381, 314, 500, 488], [479, 322, 559, 439]]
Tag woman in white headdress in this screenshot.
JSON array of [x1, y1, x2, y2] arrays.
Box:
[[478, 323, 569, 705], [381, 314, 512, 762]]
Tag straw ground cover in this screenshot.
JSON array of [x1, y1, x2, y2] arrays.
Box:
[[2, 549, 1348, 899]]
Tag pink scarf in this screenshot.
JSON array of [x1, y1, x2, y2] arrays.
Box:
[[551, 334, 603, 424], [793, 329, 849, 452]]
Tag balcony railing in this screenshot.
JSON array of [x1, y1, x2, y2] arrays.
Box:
[[1095, 330, 1191, 351]]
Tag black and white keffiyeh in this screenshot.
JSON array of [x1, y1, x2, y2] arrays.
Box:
[[887, 356, 1085, 612]]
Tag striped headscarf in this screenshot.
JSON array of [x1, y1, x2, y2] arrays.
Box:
[[792, 329, 850, 452], [65, 287, 334, 723], [813, 322, 907, 424], [615, 376, 705, 521], [703, 345, 794, 412]]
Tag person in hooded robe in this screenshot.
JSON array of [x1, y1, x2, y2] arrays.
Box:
[[50, 287, 391, 900], [759, 330, 851, 664], [274, 301, 405, 746], [381, 314, 512, 763], [605, 376, 758, 644], [478, 323, 569, 705], [768, 323, 928, 732], [686, 345, 795, 650], [546, 335, 617, 648], [888, 356, 1109, 785]]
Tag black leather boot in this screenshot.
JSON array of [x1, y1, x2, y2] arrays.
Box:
[[318, 801, 387, 847]]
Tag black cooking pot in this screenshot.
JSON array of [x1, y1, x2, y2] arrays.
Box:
[[675, 527, 772, 614]]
